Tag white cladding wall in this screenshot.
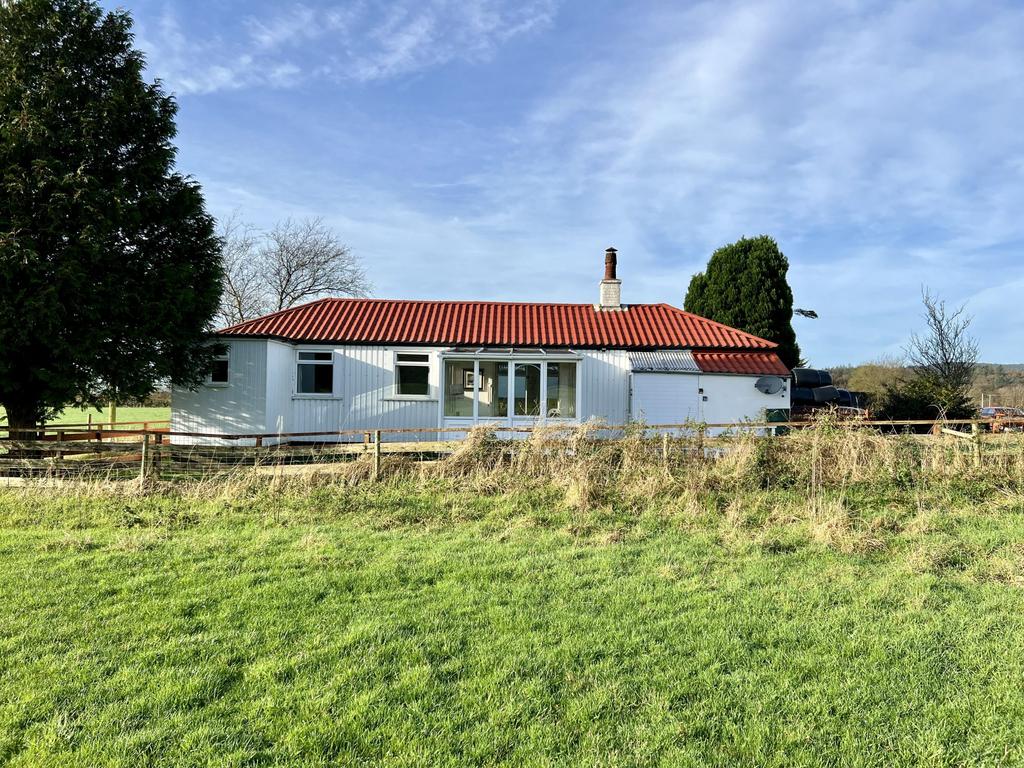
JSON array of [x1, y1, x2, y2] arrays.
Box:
[[175, 342, 447, 443], [172, 341, 782, 442], [170, 339, 268, 442], [264, 340, 294, 438], [699, 373, 789, 427], [288, 345, 441, 441], [628, 371, 789, 433], [631, 373, 702, 425], [579, 350, 632, 427]]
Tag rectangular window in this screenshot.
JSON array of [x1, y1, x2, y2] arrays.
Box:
[[514, 363, 542, 417], [546, 362, 577, 418], [394, 352, 430, 396], [477, 361, 508, 418], [444, 360, 475, 417], [296, 351, 334, 395], [442, 357, 578, 422], [208, 354, 229, 385]]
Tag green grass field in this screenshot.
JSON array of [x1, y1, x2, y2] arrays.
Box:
[[2, 479, 1023, 767], [0, 406, 169, 428]]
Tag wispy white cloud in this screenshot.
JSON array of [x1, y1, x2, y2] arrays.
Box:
[[148, 0, 1024, 363], [437, 0, 1024, 362], [138, 0, 557, 94]]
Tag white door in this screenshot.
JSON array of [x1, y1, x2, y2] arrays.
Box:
[[631, 373, 702, 429]]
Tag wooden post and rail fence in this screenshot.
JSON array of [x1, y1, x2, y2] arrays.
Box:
[[0, 416, 1021, 481]]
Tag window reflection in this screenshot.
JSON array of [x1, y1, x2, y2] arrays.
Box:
[[546, 362, 576, 418], [514, 363, 542, 416], [478, 361, 508, 418], [443, 360, 475, 417]]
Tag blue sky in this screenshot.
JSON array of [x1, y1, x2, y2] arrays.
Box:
[[113, 0, 1022, 364]]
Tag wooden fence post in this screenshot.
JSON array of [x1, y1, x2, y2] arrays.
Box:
[[373, 430, 382, 480], [972, 421, 983, 468], [154, 432, 164, 480], [139, 432, 151, 485]]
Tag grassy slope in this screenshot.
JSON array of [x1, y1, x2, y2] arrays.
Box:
[[0, 406, 169, 427], [1, 487, 1024, 767]]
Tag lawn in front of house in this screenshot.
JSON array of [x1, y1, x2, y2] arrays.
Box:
[[1, 483, 1023, 767], [0, 406, 169, 428]]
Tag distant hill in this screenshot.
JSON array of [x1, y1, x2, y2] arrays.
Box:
[[829, 362, 1024, 409], [979, 363, 1024, 371]]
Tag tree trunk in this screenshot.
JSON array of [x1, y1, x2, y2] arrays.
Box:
[[2, 400, 43, 441]]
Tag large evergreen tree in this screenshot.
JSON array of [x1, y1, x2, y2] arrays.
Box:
[[684, 235, 801, 369], [0, 0, 223, 431]]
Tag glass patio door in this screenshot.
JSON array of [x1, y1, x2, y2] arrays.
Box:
[[513, 363, 542, 418], [477, 361, 508, 419], [442, 356, 578, 427]]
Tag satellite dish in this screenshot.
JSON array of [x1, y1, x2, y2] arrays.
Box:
[[755, 376, 786, 395]]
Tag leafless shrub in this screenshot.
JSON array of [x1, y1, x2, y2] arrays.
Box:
[[903, 288, 979, 416]]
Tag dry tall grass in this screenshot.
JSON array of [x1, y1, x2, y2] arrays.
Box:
[[3, 415, 1022, 559]]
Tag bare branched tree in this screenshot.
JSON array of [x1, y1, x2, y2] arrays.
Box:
[[215, 215, 370, 326], [261, 218, 370, 312], [216, 214, 265, 327], [906, 289, 978, 389], [904, 288, 979, 415]]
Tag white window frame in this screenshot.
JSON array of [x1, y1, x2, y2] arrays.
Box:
[[389, 350, 436, 401], [294, 348, 338, 398], [205, 350, 230, 387], [438, 353, 581, 425], [543, 360, 579, 420]]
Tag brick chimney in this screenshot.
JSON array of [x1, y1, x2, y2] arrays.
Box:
[[598, 247, 622, 310]]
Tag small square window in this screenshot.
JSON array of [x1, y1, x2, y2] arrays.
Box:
[[296, 350, 334, 395], [394, 352, 431, 396], [396, 365, 429, 396], [206, 352, 229, 386], [210, 358, 229, 384]]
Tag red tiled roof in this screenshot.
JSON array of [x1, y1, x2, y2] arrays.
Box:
[[693, 351, 790, 377], [219, 298, 780, 352]]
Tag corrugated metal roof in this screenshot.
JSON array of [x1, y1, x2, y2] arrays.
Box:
[[693, 352, 790, 376], [219, 298, 778, 351], [629, 350, 701, 373]]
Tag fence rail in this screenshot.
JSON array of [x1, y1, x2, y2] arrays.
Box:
[[5, 417, 1020, 438], [1, 416, 1022, 483]]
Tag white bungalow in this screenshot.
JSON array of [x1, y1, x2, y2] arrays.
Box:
[[171, 249, 790, 443]]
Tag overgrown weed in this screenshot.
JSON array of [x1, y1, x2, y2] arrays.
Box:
[[2, 415, 1022, 565]]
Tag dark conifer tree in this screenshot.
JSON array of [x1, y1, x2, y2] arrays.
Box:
[[0, 0, 223, 431], [685, 235, 801, 369]]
